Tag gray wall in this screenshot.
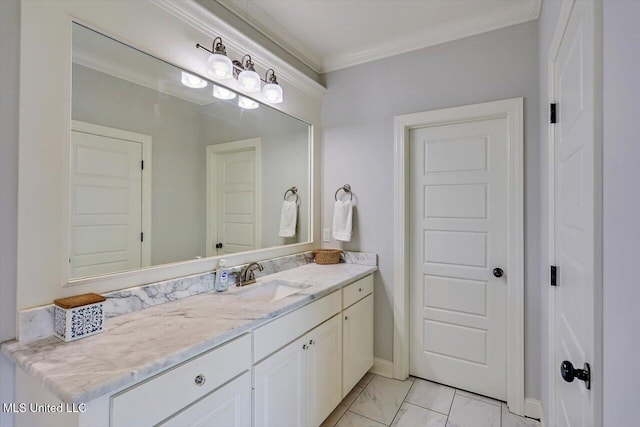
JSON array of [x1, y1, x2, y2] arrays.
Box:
[[0, 1, 20, 425], [320, 21, 541, 399], [537, 0, 562, 420], [602, 2, 640, 425]]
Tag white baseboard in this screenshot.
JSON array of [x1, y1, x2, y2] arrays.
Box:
[[370, 357, 393, 378], [525, 398, 543, 421]]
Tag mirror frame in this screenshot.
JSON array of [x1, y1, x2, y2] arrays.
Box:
[[16, 0, 323, 311]]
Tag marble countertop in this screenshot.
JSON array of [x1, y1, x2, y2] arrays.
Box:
[[1, 263, 376, 404]]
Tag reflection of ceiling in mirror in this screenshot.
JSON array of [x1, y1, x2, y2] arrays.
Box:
[[72, 23, 230, 107]]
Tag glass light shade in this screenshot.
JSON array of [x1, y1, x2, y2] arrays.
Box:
[[238, 96, 259, 110], [213, 84, 237, 100], [180, 71, 207, 89], [207, 53, 233, 79], [238, 69, 261, 93], [262, 82, 283, 104]]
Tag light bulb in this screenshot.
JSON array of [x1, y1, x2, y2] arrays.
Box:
[[180, 71, 207, 89], [238, 69, 261, 93], [262, 82, 283, 104], [213, 85, 236, 100], [238, 96, 259, 110], [207, 53, 233, 79]]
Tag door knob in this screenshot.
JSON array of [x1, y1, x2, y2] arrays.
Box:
[[215, 243, 223, 249], [560, 360, 591, 390], [493, 268, 504, 278]]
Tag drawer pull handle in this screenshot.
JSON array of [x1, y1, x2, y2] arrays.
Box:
[[194, 374, 206, 386]]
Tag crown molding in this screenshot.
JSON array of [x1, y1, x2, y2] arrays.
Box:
[[151, 0, 326, 98], [321, 0, 541, 73], [215, 0, 322, 73]]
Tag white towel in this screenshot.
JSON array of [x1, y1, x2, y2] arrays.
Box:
[[332, 200, 353, 242], [278, 200, 298, 237]]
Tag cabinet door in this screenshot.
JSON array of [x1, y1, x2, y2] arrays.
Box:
[[254, 336, 308, 427], [343, 294, 374, 396], [307, 314, 342, 427], [158, 372, 251, 427]]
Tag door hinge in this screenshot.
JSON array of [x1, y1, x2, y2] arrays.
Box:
[[140, 232, 144, 242], [550, 265, 557, 286], [550, 103, 557, 124], [141, 160, 144, 170]]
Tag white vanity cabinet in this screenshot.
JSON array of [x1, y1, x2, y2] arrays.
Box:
[[342, 275, 374, 396], [111, 334, 252, 427], [254, 314, 342, 427], [253, 292, 343, 427]]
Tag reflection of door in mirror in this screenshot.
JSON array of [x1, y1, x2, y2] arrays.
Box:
[[69, 121, 151, 279], [206, 138, 262, 256]]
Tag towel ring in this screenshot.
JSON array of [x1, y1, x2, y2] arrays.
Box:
[[334, 184, 353, 201], [284, 186, 299, 203]]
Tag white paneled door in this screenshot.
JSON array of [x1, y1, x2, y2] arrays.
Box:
[[69, 130, 143, 279], [206, 139, 260, 256], [409, 118, 509, 400], [552, 0, 599, 425]]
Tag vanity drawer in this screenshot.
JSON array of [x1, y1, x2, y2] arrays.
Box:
[[343, 274, 373, 309], [253, 290, 341, 362], [111, 333, 251, 427]]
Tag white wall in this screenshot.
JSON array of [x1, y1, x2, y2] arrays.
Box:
[[602, 1, 640, 425], [321, 21, 541, 399], [536, 0, 562, 421], [0, 0, 20, 425]]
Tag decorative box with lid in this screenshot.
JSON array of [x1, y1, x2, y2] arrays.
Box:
[[53, 293, 106, 342]]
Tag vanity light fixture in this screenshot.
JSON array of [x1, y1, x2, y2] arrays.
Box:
[[238, 96, 259, 110], [262, 69, 283, 104], [180, 71, 207, 89], [213, 84, 237, 100], [196, 38, 285, 104], [199, 37, 233, 79], [237, 55, 261, 93]]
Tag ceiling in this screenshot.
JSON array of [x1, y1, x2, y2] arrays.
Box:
[[215, 0, 541, 73]]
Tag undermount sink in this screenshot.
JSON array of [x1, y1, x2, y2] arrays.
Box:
[[236, 279, 312, 302]]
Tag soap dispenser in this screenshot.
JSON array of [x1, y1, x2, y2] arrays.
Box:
[[215, 259, 231, 292]]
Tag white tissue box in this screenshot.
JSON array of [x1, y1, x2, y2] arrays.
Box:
[[53, 293, 106, 342]]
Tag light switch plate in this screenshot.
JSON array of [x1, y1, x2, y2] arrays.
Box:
[[322, 228, 331, 242]]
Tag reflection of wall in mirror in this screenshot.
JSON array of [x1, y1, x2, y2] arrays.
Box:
[[72, 64, 308, 267]]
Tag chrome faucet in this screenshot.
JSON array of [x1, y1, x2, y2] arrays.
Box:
[[238, 262, 263, 286]]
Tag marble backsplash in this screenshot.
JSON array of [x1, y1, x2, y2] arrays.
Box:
[[17, 250, 376, 342]]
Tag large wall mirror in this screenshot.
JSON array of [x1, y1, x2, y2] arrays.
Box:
[[70, 23, 311, 280]]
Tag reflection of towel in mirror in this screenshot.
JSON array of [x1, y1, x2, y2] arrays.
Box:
[[279, 200, 298, 237], [332, 200, 353, 242]]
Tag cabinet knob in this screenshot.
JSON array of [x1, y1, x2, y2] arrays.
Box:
[[303, 344, 307, 350], [309, 339, 315, 345], [358, 287, 363, 292], [194, 374, 206, 386], [344, 316, 349, 320]]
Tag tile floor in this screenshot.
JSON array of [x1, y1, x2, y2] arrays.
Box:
[[321, 373, 541, 427]]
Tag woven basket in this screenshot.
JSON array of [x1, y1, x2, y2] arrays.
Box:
[[313, 249, 342, 265]]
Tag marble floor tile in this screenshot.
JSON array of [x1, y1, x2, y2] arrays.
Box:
[[455, 389, 503, 407], [335, 411, 387, 427], [447, 395, 501, 427], [501, 403, 540, 427], [321, 386, 364, 427], [391, 402, 448, 427], [404, 378, 455, 415], [357, 372, 375, 388], [350, 375, 413, 425]]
